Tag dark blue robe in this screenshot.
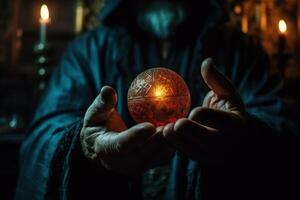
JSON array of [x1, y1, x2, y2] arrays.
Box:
[[15, 0, 299, 199]]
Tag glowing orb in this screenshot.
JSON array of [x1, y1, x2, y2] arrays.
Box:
[[127, 68, 191, 126]]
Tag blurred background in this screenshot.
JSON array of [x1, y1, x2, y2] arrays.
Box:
[[0, 0, 300, 199]]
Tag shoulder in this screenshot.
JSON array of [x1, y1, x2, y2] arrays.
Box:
[[56, 26, 120, 70], [66, 27, 110, 56], [64, 26, 129, 59]]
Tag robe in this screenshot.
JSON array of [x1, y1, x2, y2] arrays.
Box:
[[16, 0, 299, 199]]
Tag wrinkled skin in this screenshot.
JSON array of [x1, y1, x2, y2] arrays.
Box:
[[81, 57, 250, 174], [15, 0, 298, 198], [163, 58, 249, 165], [80, 86, 174, 176]]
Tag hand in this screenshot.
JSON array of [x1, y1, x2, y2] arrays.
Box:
[[163, 58, 249, 165], [80, 86, 174, 176]]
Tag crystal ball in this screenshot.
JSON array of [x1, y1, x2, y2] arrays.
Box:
[[127, 68, 191, 126]]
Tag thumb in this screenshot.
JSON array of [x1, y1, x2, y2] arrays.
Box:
[[84, 86, 118, 126], [201, 58, 238, 99]]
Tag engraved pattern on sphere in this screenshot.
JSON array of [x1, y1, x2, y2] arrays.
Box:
[[128, 68, 191, 126]]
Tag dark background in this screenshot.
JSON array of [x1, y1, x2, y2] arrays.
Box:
[[0, 0, 299, 199]]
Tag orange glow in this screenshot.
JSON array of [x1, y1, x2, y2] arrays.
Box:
[[279, 19, 287, 34], [128, 68, 191, 126], [234, 5, 242, 15], [242, 15, 248, 33], [260, 2, 267, 31], [40, 4, 50, 23], [154, 85, 167, 98]]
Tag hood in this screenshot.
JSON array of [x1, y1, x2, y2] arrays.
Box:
[[99, 0, 121, 23], [100, 0, 228, 33]]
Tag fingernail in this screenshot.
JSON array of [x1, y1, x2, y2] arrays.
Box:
[[164, 123, 174, 131], [163, 123, 174, 137], [156, 126, 164, 133], [174, 118, 189, 133], [138, 122, 155, 131], [203, 58, 212, 66]]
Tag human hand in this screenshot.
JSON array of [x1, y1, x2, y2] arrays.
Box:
[[163, 58, 248, 165], [80, 86, 174, 175]]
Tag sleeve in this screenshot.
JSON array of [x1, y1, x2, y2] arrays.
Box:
[[15, 37, 139, 199], [232, 37, 299, 136], [230, 36, 300, 197], [14, 41, 93, 199]]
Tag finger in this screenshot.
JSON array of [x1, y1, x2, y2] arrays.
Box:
[[189, 107, 245, 131], [94, 123, 155, 167], [202, 90, 214, 107], [162, 123, 178, 143], [174, 118, 218, 142], [201, 58, 238, 99], [117, 122, 156, 152], [162, 122, 204, 150], [138, 126, 175, 170], [106, 126, 173, 174], [163, 122, 208, 160], [139, 126, 174, 160], [163, 123, 190, 149], [142, 126, 166, 152], [156, 126, 164, 134], [84, 86, 118, 126]]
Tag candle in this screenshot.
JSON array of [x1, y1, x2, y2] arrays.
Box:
[[242, 15, 248, 33], [75, 1, 84, 34], [277, 19, 288, 76], [39, 4, 50, 44], [260, 2, 267, 31], [279, 19, 287, 35], [278, 19, 287, 52]]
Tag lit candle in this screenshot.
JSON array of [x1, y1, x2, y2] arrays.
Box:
[[279, 19, 287, 35], [75, 1, 84, 34], [233, 4, 242, 15], [278, 19, 287, 53], [39, 4, 50, 44], [277, 19, 288, 76]]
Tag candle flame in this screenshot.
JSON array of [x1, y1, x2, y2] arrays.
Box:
[[234, 5, 242, 15], [40, 4, 50, 21], [279, 19, 287, 33]]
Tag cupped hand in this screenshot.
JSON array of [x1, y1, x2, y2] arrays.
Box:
[[80, 86, 174, 176], [163, 58, 249, 165]]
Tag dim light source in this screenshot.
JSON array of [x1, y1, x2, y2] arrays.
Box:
[[234, 5, 242, 15], [40, 4, 50, 24], [75, 1, 84, 33], [279, 19, 287, 34], [39, 4, 50, 45], [242, 15, 248, 33]]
